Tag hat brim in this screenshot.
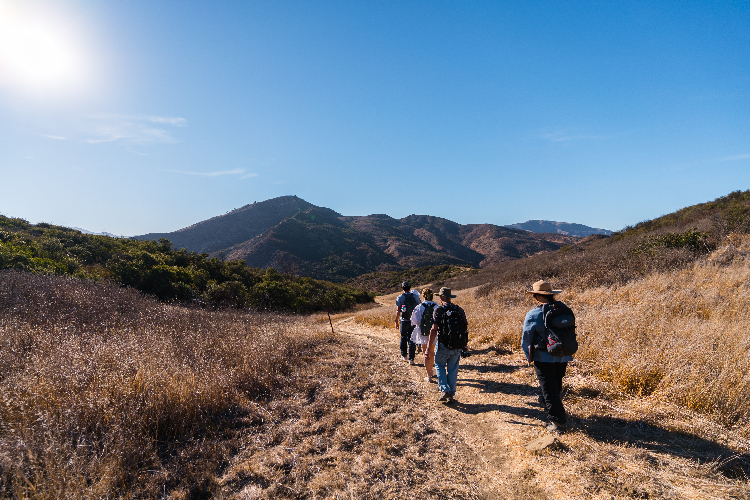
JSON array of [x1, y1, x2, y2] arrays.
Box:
[[439, 293, 457, 298], [525, 290, 562, 295]]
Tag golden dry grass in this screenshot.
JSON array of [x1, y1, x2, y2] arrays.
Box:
[[356, 236, 750, 437], [0, 271, 332, 498]]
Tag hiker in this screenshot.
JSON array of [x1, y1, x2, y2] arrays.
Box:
[[427, 287, 468, 403], [410, 288, 438, 382], [395, 281, 421, 365], [522, 280, 575, 434]]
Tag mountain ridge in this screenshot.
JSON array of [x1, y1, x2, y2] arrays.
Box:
[[133, 196, 581, 282]]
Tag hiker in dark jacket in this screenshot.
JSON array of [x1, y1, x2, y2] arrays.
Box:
[[427, 287, 468, 404], [521, 280, 574, 434], [395, 281, 420, 365]]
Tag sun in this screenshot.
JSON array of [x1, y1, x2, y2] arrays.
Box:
[[0, 1, 92, 98]]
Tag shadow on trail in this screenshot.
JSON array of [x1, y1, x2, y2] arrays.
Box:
[[576, 414, 750, 479], [459, 377, 537, 396], [458, 362, 524, 374], [449, 400, 547, 422]]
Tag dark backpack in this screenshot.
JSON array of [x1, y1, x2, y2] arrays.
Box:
[[420, 302, 436, 334], [400, 292, 419, 321], [438, 303, 468, 350], [536, 301, 578, 356]]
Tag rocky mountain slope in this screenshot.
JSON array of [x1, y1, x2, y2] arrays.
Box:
[[135, 196, 579, 282]]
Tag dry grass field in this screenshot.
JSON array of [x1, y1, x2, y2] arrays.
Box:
[[352, 236, 750, 498], [2, 233, 750, 498]]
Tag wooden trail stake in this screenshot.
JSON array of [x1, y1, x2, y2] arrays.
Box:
[[324, 307, 334, 334]]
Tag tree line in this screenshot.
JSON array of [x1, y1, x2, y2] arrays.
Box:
[[0, 216, 374, 312]]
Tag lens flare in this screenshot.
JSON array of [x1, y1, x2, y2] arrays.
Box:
[[0, 1, 93, 98]]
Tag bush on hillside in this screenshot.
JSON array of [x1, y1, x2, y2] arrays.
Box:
[[0, 217, 373, 312]]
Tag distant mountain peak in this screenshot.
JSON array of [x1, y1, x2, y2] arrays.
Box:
[[505, 220, 612, 237]]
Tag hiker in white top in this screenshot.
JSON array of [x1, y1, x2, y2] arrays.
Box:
[[410, 288, 438, 382]]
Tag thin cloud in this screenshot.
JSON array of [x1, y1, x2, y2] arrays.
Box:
[[240, 173, 259, 179], [43, 134, 66, 140], [720, 153, 750, 161], [164, 168, 245, 177], [540, 129, 629, 143], [83, 114, 187, 144], [542, 130, 604, 142]]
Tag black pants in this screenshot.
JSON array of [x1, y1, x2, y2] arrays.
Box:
[[534, 361, 568, 424], [399, 321, 416, 360]]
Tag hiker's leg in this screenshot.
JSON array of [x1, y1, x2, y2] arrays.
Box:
[[407, 326, 416, 361], [434, 344, 450, 393], [534, 361, 566, 424], [445, 348, 461, 396], [554, 362, 568, 422], [399, 322, 410, 358]]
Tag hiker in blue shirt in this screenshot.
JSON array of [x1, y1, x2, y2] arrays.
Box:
[[427, 287, 468, 404], [395, 281, 421, 365], [522, 280, 574, 434]]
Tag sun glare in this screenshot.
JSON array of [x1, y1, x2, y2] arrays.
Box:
[[0, 1, 93, 98]]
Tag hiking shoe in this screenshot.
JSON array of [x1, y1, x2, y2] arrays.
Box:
[[424, 375, 434, 383], [438, 392, 450, 402], [408, 359, 415, 365], [446, 395, 455, 404], [401, 356, 407, 361], [546, 421, 566, 434]]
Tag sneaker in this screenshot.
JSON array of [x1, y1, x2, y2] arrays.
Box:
[[424, 376, 431, 383], [438, 392, 450, 402], [546, 421, 566, 434], [446, 395, 455, 404], [408, 359, 415, 365], [401, 356, 407, 361]]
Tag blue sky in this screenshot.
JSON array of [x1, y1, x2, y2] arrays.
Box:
[[1, 0, 748, 236]]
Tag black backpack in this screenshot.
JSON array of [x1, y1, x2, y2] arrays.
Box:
[[536, 301, 578, 356], [420, 302, 436, 334], [400, 292, 419, 321], [438, 303, 468, 350]]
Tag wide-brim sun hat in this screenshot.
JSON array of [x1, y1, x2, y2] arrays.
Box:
[[437, 287, 456, 298], [525, 280, 562, 295]]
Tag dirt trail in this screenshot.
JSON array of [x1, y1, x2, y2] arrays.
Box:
[[333, 315, 554, 499], [332, 309, 750, 500]]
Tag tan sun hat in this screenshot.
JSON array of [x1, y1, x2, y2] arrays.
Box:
[[437, 287, 456, 298], [525, 280, 562, 296]]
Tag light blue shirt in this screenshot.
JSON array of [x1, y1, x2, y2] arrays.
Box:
[[521, 305, 573, 363]]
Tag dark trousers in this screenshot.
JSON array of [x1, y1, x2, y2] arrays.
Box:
[[534, 361, 568, 424], [399, 321, 416, 360]]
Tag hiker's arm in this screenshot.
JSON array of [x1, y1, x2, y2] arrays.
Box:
[[427, 323, 438, 350], [521, 311, 536, 364], [395, 308, 400, 329]]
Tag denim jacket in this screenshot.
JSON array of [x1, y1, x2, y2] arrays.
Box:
[[521, 305, 574, 363]]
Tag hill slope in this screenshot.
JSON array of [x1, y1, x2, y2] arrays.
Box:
[[135, 196, 578, 282]]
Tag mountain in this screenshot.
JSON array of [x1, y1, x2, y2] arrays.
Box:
[[136, 196, 315, 254], [506, 220, 612, 237], [134, 196, 579, 282], [69, 227, 122, 238]]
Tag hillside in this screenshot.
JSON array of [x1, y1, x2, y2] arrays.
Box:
[[135, 196, 578, 282], [439, 190, 750, 293], [0, 216, 372, 312], [506, 219, 613, 236]]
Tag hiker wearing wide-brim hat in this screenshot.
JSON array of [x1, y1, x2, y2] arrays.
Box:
[[436, 286, 457, 298], [524, 280, 562, 296], [521, 280, 574, 435], [426, 287, 468, 404]]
